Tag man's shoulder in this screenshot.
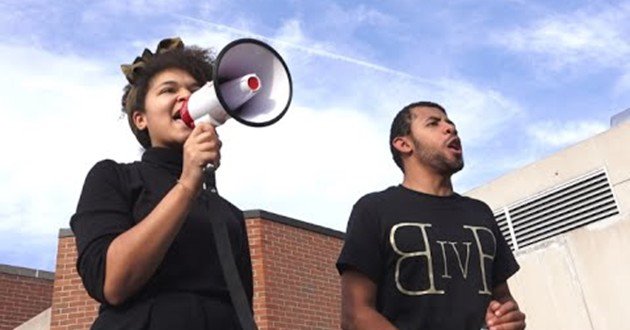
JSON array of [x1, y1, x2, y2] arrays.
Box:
[[356, 185, 402, 205], [455, 194, 493, 212]]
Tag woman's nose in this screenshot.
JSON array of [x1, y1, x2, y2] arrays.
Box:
[[177, 88, 192, 102]]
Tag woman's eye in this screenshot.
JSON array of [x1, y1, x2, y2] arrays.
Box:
[[190, 85, 201, 93], [160, 87, 176, 94]]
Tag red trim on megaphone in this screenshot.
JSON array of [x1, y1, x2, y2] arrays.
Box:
[[247, 76, 260, 91], [180, 99, 195, 128]]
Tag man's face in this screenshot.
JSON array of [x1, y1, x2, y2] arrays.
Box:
[[406, 106, 464, 175]]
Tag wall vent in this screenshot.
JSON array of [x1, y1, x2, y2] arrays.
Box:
[[494, 168, 619, 251]]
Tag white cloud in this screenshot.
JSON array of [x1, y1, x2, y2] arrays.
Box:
[[526, 120, 607, 148], [0, 43, 140, 269], [218, 105, 399, 230], [493, 3, 630, 70], [322, 3, 396, 30]]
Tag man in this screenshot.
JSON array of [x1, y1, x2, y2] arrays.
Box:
[[336, 101, 526, 330]]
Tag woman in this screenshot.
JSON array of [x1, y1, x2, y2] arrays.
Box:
[[70, 37, 253, 329]]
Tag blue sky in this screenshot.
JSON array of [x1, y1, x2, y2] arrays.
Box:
[[1, 0, 628, 271]]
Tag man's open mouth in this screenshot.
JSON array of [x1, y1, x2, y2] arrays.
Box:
[[447, 138, 462, 152]]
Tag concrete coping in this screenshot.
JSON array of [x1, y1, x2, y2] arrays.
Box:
[[244, 209, 345, 239], [61, 209, 345, 240], [611, 108, 630, 127], [0, 264, 55, 280]]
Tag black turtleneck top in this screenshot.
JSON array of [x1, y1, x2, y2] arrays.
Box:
[[70, 148, 253, 329]]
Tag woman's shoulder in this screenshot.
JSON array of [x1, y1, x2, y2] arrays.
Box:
[[91, 158, 123, 170], [84, 159, 144, 187]]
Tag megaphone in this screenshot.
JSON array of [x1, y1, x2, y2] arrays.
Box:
[[180, 38, 292, 128]]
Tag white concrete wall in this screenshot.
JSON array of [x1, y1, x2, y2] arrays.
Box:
[[466, 122, 630, 330], [506, 216, 629, 330]]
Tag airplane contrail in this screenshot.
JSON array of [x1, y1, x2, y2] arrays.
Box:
[[175, 15, 441, 86]]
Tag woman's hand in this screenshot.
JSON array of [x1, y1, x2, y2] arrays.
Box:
[[179, 123, 222, 195]]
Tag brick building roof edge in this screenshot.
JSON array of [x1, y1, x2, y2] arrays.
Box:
[[243, 209, 345, 239], [0, 264, 55, 280], [59, 209, 345, 239]]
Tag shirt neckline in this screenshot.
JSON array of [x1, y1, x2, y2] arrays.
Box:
[[397, 184, 461, 201], [141, 147, 183, 177]]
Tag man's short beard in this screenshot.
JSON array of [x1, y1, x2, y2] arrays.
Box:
[[424, 152, 464, 175], [414, 139, 464, 176]]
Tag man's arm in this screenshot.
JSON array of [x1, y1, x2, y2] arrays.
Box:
[[485, 282, 526, 330], [341, 270, 398, 330]]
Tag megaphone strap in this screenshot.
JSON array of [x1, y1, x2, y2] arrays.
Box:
[[204, 181, 258, 330]]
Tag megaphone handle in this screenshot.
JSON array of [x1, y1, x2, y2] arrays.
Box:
[[203, 166, 218, 194]]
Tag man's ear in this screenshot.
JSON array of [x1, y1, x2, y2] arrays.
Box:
[[392, 136, 412, 155], [132, 111, 147, 131]]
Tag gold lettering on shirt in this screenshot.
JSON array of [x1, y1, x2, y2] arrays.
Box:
[[436, 241, 452, 279], [437, 241, 472, 279], [390, 223, 445, 295], [463, 225, 496, 295], [452, 241, 472, 279]]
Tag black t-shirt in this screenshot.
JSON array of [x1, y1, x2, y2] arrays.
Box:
[[336, 186, 519, 330], [70, 147, 253, 329]]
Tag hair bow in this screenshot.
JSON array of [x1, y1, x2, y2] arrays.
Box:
[[121, 37, 184, 84]]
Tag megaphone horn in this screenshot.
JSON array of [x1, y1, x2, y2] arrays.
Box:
[[181, 38, 293, 128]]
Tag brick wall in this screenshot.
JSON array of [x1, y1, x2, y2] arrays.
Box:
[[245, 211, 344, 330], [47, 210, 344, 329], [0, 265, 54, 330], [50, 231, 99, 330]]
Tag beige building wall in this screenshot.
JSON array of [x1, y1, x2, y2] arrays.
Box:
[[14, 309, 50, 330], [467, 122, 630, 330], [468, 122, 630, 214], [466, 122, 630, 330]]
